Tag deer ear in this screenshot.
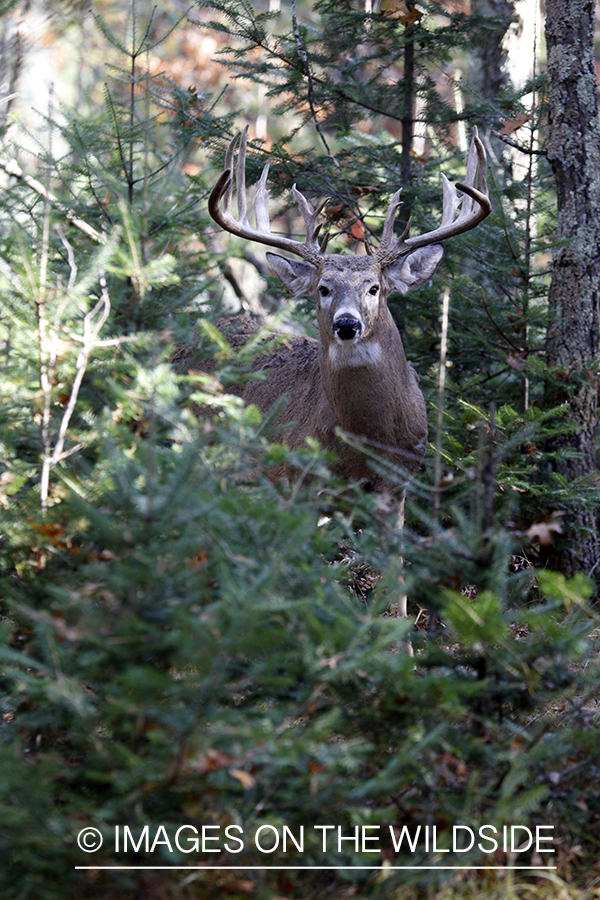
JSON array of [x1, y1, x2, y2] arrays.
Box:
[[266, 252, 316, 296], [383, 244, 444, 294]]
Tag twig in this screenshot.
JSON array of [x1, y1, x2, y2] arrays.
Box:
[[291, 0, 340, 169], [38, 261, 112, 506], [38, 122, 54, 509], [492, 132, 547, 157], [0, 157, 106, 244], [433, 287, 450, 523], [50, 274, 111, 469]]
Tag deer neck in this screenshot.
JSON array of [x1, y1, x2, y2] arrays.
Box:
[[318, 308, 410, 440]]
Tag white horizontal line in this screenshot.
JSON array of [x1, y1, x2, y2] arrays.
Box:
[[75, 866, 558, 871]]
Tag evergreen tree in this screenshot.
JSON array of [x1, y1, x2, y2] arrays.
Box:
[[0, 3, 598, 899]]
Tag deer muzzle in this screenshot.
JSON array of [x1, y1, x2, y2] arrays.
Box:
[[333, 313, 363, 342]]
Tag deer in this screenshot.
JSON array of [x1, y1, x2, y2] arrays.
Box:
[[205, 126, 491, 619]]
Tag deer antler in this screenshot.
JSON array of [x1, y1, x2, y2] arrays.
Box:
[[376, 127, 492, 266], [208, 126, 326, 266]]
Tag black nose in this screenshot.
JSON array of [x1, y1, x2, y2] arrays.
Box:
[[333, 315, 362, 341]]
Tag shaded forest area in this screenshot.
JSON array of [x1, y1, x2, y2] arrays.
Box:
[[1, 1, 600, 898]]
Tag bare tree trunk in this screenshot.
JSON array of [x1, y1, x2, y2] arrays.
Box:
[[468, 0, 515, 106], [467, 0, 516, 163], [544, 0, 600, 584], [0, 1, 31, 132], [400, 11, 415, 193]]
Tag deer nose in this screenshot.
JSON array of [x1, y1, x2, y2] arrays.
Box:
[[333, 314, 362, 341]]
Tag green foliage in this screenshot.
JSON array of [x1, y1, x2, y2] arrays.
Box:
[[0, 3, 599, 900], [2, 376, 599, 898]]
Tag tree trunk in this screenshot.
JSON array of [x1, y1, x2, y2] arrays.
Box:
[[468, 0, 515, 106], [544, 0, 600, 584], [467, 0, 517, 164], [401, 14, 415, 193]]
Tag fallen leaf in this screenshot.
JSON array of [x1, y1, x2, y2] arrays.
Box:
[[349, 219, 365, 241], [381, 1, 423, 26], [229, 768, 256, 789], [506, 352, 527, 371], [526, 512, 564, 546], [499, 112, 531, 136], [190, 748, 233, 773]]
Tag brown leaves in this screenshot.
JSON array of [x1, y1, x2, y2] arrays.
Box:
[[189, 748, 234, 774], [525, 512, 564, 546], [188, 750, 256, 790], [229, 768, 256, 790], [379, 1, 423, 26], [506, 352, 527, 371], [435, 751, 470, 789], [499, 112, 531, 136], [187, 549, 209, 569]]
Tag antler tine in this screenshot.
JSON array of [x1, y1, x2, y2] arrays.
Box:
[[208, 128, 325, 266], [235, 126, 250, 227], [292, 186, 327, 247], [377, 186, 412, 264], [254, 158, 272, 234], [212, 133, 236, 223], [376, 126, 491, 266], [380, 188, 402, 249], [440, 173, 462, 227], [452, 126, 490, 223]]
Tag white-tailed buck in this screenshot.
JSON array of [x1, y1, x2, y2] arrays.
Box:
[[207, 127, 491, 615]]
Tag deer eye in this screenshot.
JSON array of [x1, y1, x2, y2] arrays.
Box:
[[368, 284, 379, 295], [318, 285, 330, 297]]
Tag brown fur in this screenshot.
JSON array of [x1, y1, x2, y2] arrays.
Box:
[[194, 249, 441, 495], [201, 129, 490, 626]]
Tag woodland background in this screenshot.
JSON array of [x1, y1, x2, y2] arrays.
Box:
[[1, 1, 600, 898]]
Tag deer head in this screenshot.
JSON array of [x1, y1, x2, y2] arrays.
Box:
[[208, 126, 491, 371]]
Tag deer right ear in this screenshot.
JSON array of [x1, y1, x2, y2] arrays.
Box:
[[383, 244, 444, 295], [266, 252, 316, 296]]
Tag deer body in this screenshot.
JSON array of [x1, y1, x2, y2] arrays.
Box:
[[226, 251, 439, 490], [205, 126, 491, 617]]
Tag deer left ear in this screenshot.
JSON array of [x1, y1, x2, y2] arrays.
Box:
[[383, 244, 444, 294], [266, 252, 316, 296]]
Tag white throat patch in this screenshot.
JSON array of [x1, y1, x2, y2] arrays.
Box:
[[328, 339, 383, 370]]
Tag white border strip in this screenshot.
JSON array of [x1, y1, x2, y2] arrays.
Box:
[[75, 865, 557, 871]]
